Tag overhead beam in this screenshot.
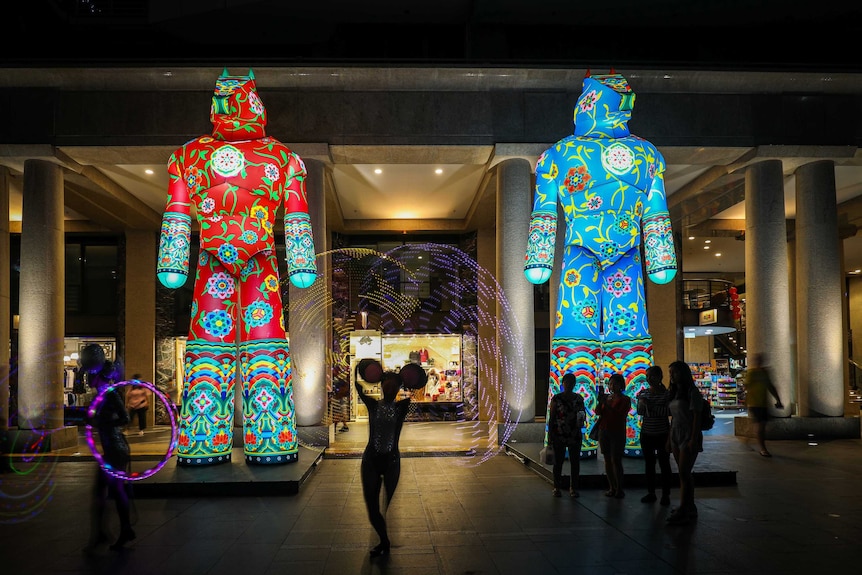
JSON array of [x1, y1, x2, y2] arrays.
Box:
[[54, 149, 161, 230]]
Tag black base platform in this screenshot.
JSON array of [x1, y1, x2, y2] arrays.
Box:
[[133, 445, 324, 498], [503, 441, 737, 489]]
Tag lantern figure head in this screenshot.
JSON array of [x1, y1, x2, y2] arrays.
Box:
[[574, 74, 635, 139], [210, 68, 267, 141]]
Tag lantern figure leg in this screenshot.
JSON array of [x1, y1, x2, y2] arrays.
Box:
[[177, 254, 239, 466], [599, 248, 653, 457], [237, 251, 296, 464], [240, 341, 295, 463], [548, 247, 603, 457], [549, 337, 601, 458]]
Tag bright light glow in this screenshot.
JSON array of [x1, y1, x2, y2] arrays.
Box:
[[703, 246, 710, 250], [374, 168, 382, 174], [435, 168, 443, 174], [70, 352, 79, 360], [715, 252, 722, 257], [688, 236, 695, 240], [144, 169, 154, 175], [704, 240, 711, 244]]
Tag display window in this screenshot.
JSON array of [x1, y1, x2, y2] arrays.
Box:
[[381, 334, 462, 404]]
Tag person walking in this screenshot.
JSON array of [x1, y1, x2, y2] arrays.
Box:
[[744, 352, 783, 457], [80, 345, 135, 552], [548, 373, 587, 498], [125, 377, 149, 436], [637, 365, 673, 506], [595, 373, 632, 498], [665, 360, 704, 525], [354, 360, 413, 558]]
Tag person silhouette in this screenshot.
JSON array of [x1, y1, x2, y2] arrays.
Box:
[[596, 373, 632, 498], [666, 361, 704, 525], [547, 373, 586, 497], [636, 365, 672, 505], [80, 344, 135, 552], [524, 72, 677, 458], [744, 352, 783, 457], [354, 359, 425, 558]]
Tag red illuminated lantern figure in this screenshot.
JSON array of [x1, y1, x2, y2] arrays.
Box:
[[157, 69, 317, 466]]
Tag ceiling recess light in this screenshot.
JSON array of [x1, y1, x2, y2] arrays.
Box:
[[145, 169, 154, 175], [704, 240, 711, 244], [715, 252, 722, 257], [688, 236, 695, 240], [703, 245, 710, 250], [435, 168, 443, 174], [374, 168, 382, 174]]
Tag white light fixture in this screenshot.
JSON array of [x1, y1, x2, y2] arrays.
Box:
[[434, 168, 443, 174], [715, 252, 722, 257], [374, 168, 382, 174], [144, 169, 154, 175]]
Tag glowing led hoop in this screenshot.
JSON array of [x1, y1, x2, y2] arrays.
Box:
[[86, 380, 179, 481]]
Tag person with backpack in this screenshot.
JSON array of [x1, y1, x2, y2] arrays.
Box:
[[636, 365, 672, 506], [547, 373, 586, 497], [665, 360, 705, 525]]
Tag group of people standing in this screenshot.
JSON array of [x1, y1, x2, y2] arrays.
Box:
[[547, 360, 713, 526]]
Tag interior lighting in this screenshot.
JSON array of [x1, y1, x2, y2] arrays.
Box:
[[374, 168, 382, 174], [715, 252, 722, 257], [145, 169, 154, 175], [703, 245, 710, 250], [704, 240, 711, 244], [435, 168, 443, 174], [688, 236, 695, 240]]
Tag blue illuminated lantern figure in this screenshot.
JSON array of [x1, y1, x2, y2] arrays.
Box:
[[525, 73, 677, 457]]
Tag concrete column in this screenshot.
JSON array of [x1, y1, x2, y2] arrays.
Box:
[[124, 230, 157, 424], [744, 160, 792, 417], [290, 158, 327, 426], [476, 226, 499, 423], [0, 168, 10, 431], [496, 158, 535, 423], [18, 160, 65, 430], [795, 160, 844, 416], [646, 237, 682, 370], [786, 239, 799, 410]]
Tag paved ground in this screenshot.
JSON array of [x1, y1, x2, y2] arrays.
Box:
[[2, 412, 861, 575]]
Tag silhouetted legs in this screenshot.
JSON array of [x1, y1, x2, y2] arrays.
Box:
[[361, 452, 401, 554]]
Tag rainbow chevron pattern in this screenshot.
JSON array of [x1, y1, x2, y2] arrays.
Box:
[[240, 340, 297, 464], [176, 340, 237, 465]]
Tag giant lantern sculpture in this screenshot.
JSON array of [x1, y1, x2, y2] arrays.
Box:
[[157, 69, 316, 466], [524, 72, 677, 457]]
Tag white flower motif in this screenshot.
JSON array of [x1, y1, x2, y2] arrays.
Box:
[[210, 145, 245, 177]]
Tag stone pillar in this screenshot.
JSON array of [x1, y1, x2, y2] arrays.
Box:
[[124, 229, 157, 424], [795, 160, 844, 416], [744, 160, 792, 417], [496, 158, 535, 423], [0, 168, 10, 432], [476, 226, 499, 423], [290, 158, 327, 427], [646, 233, 682, 370], [18, 160, 66, 431]]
